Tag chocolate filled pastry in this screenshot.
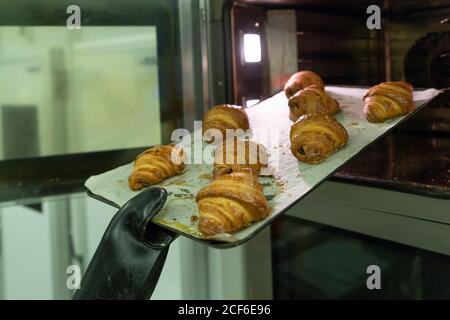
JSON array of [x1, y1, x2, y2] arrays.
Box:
[[202, 104, 250, 143], [288, 85, 340, 122], [196, 170, 270, 236], [213, 139, 269, 178], [128, 144, 184, 191], [363, 81, 414, 123], [290, 113, 348, 164], [284, 71, 325, 98]]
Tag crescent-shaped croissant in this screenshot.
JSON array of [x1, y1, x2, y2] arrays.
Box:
[[284, 71, 325, 98], [128, 144, 184, 191], [202, 104, 250, 143], [213, 139, 269, 178], [288, 85, 340, 122], [290, 113, 348, 164], [196, 170, 270, 236], [363, 81, 414, 123]]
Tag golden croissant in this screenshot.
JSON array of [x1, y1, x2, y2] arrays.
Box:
[[196, 170, 270, 236], [213, 139, 269, 178], [128, 144, 184, 191], [288, 85, 340, 122], [290, 113, 348, 164], [363, 81, 414, 123], [202, 104, 250, 143], [284, 71, 325, 98]]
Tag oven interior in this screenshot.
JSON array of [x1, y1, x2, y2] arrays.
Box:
[[230, 0, 450, 131]]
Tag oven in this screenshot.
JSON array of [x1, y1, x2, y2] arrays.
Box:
[[0, 0, 449, 300]]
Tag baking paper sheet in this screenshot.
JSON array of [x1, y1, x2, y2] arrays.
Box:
[[85, 86, 441, 244]]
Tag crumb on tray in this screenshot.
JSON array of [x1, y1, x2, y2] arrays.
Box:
[[199, 173, 212, 180]]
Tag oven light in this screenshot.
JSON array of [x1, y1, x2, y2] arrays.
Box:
[[243, 34, 261, 63], [246, 99, 260, 107]]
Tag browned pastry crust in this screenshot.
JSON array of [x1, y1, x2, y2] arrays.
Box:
[[202, 104, 250, 143], [196, 170, 270, 236], [128, 144, 184, 191], [284, 71, 325, 98], [288, 85, 340, 122], [213, 139, 269, 178], [363, 81, 414, 123], [290, 113, 348, 164]]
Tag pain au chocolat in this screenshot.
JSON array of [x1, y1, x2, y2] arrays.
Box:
[[290, 113, 348, 164], [288, 85, 340, 122], [363, 81, 414, 123], [284, 71, 325, 99], [213, 139, 269, 179], [196, 170, 270, 236], [202, 104, 250, 143], [128, 144, 184, 191]]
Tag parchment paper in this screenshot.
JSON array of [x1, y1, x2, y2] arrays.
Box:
[[85, 86, 441, 243]]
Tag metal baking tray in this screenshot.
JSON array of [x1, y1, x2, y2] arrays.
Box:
[[85, 85, 441, 248]]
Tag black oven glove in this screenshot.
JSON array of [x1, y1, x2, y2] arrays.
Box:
[[72, 187, 177, 300]]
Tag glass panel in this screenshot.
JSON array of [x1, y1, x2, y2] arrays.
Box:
[[0, 26, 161, 160], [272, 217, 450, 299], [0, 0, 187, 162]]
